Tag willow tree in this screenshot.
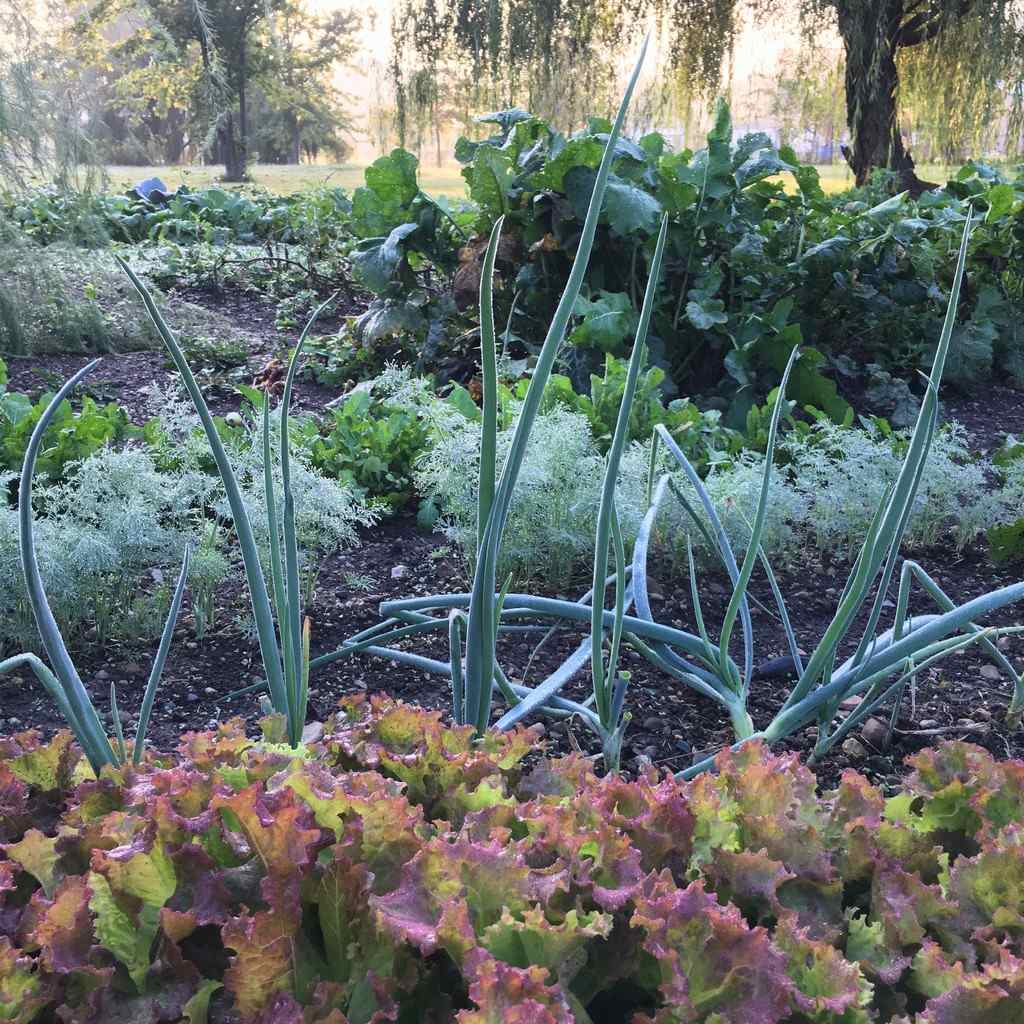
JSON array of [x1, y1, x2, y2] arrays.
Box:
[[0, 2, 103, 191], [392, 0, 1024, 187]]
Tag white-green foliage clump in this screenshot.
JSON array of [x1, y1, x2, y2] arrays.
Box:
[[417, 397, 1022, 588], [779, 421, 1000, 556], [418, 406, 649, 588], [145, 384, 375, 571], [0, 386, 373, 652], [0, 448, 216, 650]]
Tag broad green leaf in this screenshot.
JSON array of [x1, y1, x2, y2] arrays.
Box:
[[89, 871, 159, 990], [351, 222, 418, 294]]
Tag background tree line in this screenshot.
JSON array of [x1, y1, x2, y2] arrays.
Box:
[[1, 0, 360, 184], [390, 0, 1024, 189]]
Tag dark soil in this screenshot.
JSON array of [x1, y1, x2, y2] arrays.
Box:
[[1, 284, 1023, 791], [5, 285, 364, 423], [1, 510, 1021, 792]]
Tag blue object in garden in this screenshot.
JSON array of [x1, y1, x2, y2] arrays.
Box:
[[133, 177, 171, 203]]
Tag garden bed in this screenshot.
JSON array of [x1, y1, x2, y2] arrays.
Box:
[[0, 285, 1022, 792], [1, 512, 1020, 792]]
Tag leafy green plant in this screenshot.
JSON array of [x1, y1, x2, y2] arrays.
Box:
[[540, 353, 741, 468], [171, 333, 249, 371], [987, 447, 1024, 564], [0, 390, 129, 482], [1, 183, 354, 248], [2, 705, 1024, 1021], [310, 384, 430, 511]]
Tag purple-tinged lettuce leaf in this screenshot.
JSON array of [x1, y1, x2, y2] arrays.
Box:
[[480, 904, 612, 981], [774, 915, 873, 1023], [285, 766, 424, 891], [160, 844, 233, 945], [0, 936, 47, 1023], [900, 743, 1003, 838], [688, 743, 833, 886], [703, 848, 795, 924], [870, 861, 956, 949], [517, 756, 595, 802], [947, 827, 1024, 946], [22, 876, 95, 975], [915, 947, 1024, 1022], [177, 720, 254, 772], [456, 955, 575, 1024], [372, 836, 532, 957], [0, 731, 76, 793], [844, 913, 911, 987], [909, 941, 967, 1000], [631, 874, 792, 1023], [515, 801, 642, 911], [212, 784, 324, 914], [3, 830, 61, 899], [577, 772, 695, 877], [323, 697, 539, 822], [223, 908, 302, 1017], [0, 765, 29, 843]]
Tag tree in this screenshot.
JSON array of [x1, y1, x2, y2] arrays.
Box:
[[159, 0, 284, 180], [391, 0, 1024, 189], [824, 0, 1019, 188], [0, 1, 103, 190], [257, 0, 359, 164], [80, 0, 359, 179]]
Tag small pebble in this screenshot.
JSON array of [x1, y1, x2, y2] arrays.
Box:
[[391, 565, 409, 579], [841, 737, 868, 760], [861, 717, 892, 751], [980, 664, 1002, 681]]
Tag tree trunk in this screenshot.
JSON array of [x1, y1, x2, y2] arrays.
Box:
[[285, 109, 302, 164], [236, 35, 249, 173], [221, 110, 247, 182], [835, 0, 933, 195]]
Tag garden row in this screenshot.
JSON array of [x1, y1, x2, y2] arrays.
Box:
[[0, 702, 1022, 1023]]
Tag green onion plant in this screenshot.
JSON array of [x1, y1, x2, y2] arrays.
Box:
[[325, 48, 1024, 773], [0, 359, 190, 772], [118, 258, 329, 748]]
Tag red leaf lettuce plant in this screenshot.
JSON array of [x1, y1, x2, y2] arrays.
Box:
[[0, 701, 1023, 1021]]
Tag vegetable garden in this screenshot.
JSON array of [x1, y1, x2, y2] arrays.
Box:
[[0, 44, 1023, 1024]]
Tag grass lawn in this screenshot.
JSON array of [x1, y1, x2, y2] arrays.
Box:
[[103, 162, 470, 197], [104, 160, 960, 200]]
